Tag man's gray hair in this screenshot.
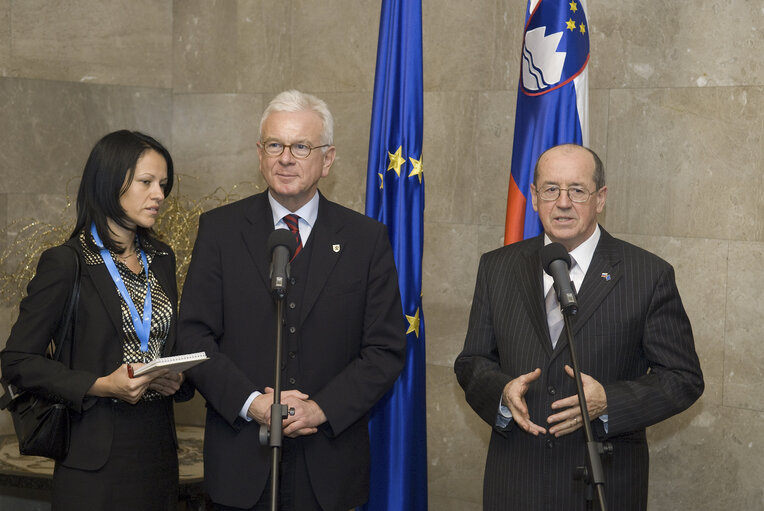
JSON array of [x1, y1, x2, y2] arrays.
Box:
[[259, 90, 334, 148]]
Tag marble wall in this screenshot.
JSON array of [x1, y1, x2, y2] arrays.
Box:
[[0, 0, 762, 509]]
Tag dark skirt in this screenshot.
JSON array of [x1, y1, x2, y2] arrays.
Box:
[[52, 398, 179, 511]]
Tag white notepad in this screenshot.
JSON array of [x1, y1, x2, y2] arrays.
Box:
[[132, 352, 209, 376]]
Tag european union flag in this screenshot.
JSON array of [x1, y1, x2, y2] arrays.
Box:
[[363, 0, 426, 509], [504, 0, 590, 244]]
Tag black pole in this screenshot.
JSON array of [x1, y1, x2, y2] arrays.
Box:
[[259, 297, 290, 511], [562, 313, 608, 511], [269, 299, 287, 511], [260, 229, 297, 511]]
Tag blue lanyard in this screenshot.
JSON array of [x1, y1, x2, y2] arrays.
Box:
[[91, 223, 152, 353]]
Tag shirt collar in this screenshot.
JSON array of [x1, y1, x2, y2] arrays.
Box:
[[542, 225, 601, 293], [268, 191, 319, 229], [567, 225, 600, 277]]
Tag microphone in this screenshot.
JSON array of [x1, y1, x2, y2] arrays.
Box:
[[267, 229, 298, 299], [540, 242, 578, 315]]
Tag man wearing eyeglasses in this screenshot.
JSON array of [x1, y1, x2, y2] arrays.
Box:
[[455, 144, 703, 510], [178, 90, 406, 511]]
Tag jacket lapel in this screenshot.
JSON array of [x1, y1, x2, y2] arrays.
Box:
[[515, 237, 555, 356], [241, 193, 276, 292], [300, 194, 344, 325], [149, 252, 176, 308], [84, 260, 123, 336], [552, 227, 622, 354]]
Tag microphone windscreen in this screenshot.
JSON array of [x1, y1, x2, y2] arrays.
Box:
[[267, 228, 298, 255], [540, 242, 571, 273]]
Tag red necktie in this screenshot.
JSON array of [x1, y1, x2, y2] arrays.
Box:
[[283, 214, 302, 260]]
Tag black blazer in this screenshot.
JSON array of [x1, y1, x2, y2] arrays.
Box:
[[1, 235, 183, 470], [455, 228, 704, 510], [178, 191, 406, 510]]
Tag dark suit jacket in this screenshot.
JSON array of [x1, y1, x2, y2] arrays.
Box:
[[454, 228, 704, 510], [1, 235, 183, 470], [177, 191, 406, 510]]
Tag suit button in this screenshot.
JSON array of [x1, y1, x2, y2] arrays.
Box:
[[548, 386, 556, 395], [290, 278, 296, 285], [289, 326, 296, 334], [289, 302, 296, 309], [289, 351, 296, 359], [545, 439, 554, 449], [289, 377, 296, 385]]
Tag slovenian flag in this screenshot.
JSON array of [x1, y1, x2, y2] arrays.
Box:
[[362, 0, 427, 510], [504, 0, 590, 244]]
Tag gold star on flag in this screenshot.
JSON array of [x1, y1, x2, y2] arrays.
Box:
[[569, 1, 578, 13], [387, 146, 405, 177], [566, 18, 576, 31], [408, 155, 423, 183], [406, 308, 421, 338], [378, 172, 384, 189], [579, 23, 586, 34]]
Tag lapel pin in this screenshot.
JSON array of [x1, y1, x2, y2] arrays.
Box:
[[332, 244, 341, 253], [600, 272, 611, 281]]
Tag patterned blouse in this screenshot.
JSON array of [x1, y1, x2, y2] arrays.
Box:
[[80, 231, 173, 401]]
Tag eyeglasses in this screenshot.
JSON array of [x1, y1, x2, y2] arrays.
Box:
[[536, 185, 595, 203], [259, 140, 330, 159]]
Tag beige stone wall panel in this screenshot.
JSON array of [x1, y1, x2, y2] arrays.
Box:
[[314, 92, 372, 214], [475, 91, 515, 227], [290, 0, 378, 92], [0, 0, 9, 75], [423, 91, 479, 225], [649, 404, 764, 508], [590, 0, 764, 88], [9, 0, 172, 88], [236, 0, 291, 93], [723, 240, 764, 412], [426, 363, 488, 508], [422, 221, 478, 367], [173, 0, 239, 93], [171, 93, 265, 200], [605, 87, 764, 241], [172, 0, 291, 94], [0, 78, 171, 195], [424, 0, 525, 92]]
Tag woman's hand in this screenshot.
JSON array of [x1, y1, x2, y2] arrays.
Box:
[[148, 371, 184, 396], [87, 365, 185, 403], [87, 364, 155, 404]]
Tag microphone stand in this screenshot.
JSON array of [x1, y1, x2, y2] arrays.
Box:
[[259, 279, 291, 511], [562, 310, 609, 511], [259, 229, 298, 511]]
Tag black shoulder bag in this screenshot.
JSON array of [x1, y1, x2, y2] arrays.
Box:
[[0, 245, 81, 460]]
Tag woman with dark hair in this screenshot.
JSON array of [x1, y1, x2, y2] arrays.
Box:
[[1, 130, 190, 510]]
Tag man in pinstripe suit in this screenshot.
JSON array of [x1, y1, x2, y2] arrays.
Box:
[[455, 144, 703, 510]]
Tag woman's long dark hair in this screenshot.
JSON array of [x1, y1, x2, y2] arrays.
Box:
[[71, 130, 174, 253]]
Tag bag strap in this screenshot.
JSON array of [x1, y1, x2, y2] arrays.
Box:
[[51, 244, 81, 362], [0, 380, 16, 408]]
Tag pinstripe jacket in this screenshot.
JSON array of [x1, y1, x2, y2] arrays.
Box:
[[455, 227, 703, 510]]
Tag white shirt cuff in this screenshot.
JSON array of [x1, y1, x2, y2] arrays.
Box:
[[496, 397, 513, 428], [239, 390, 262, 422]]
